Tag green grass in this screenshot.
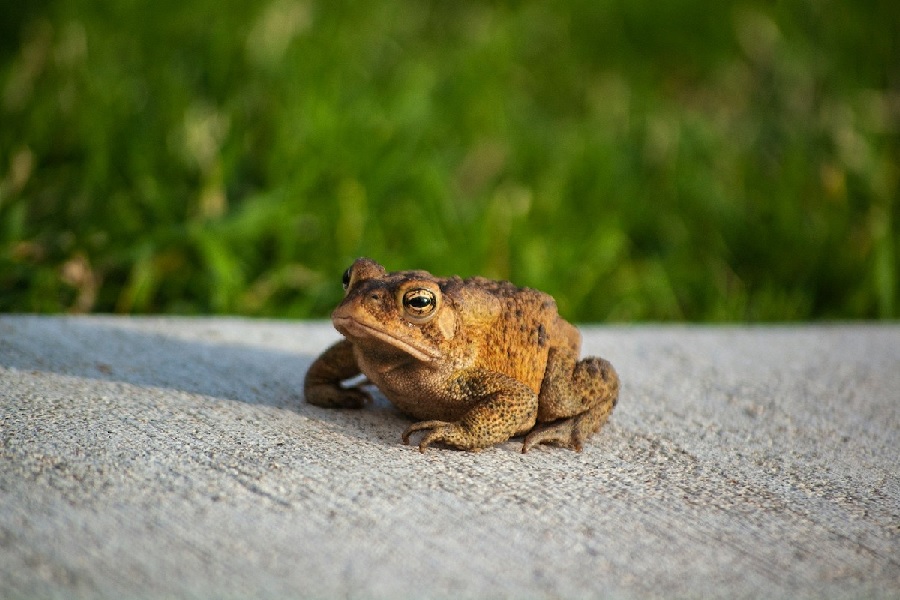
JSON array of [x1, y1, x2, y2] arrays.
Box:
[[1, 0, 898, 321]]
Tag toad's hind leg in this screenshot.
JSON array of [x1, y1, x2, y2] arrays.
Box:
[[523, 349, 619, 453]]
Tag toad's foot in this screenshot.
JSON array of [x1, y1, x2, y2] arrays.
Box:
[[522, 402, 613, 453], [402, 420, 478, 453]]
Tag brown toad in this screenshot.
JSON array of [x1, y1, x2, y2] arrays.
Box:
[[304, 258, 619, 452]]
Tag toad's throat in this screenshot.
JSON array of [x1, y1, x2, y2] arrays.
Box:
[[333, 316, 441, 362]]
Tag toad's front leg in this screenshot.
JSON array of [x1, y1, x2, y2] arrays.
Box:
[[401, 369, 538, 452], [304, 339, 371, 409]]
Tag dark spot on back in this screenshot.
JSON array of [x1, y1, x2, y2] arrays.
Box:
[[537, 323, 548, 347]]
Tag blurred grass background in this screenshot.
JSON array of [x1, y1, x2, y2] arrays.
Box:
[[1, 0, 897, 321]]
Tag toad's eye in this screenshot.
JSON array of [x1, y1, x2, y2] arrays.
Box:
[[402, 288, 437, 319], [342, 267, 352, 291]]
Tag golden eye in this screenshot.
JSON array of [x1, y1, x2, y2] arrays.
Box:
[[402, 288, 437, 318], [342, 266, 352, 291]]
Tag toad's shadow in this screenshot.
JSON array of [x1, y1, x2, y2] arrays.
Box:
[[0, 317, 404, 446]]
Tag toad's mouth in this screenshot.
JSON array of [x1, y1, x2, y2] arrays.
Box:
[[333, 316, 441, 362]]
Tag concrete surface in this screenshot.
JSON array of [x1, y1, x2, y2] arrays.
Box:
[[0, 315, 898, 599]]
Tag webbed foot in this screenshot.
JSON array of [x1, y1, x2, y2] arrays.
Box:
[[522, 402, 613, 453], [402, 420, 472, 453]]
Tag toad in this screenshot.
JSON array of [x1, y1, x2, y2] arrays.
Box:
[[304, 258, 619, 452]]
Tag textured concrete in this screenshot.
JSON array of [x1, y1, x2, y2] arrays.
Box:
[[1, 315, 898, 599]]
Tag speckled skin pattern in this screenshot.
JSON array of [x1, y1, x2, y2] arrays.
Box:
[[304, 258, 619, 452]]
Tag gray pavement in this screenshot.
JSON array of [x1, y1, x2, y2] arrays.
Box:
[[1, 315, 898, 599]]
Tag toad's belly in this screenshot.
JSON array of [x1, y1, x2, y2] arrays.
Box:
[[384, 373, 479, 422], [351, 341, 549, 424], [356, 357, 477, 422]]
